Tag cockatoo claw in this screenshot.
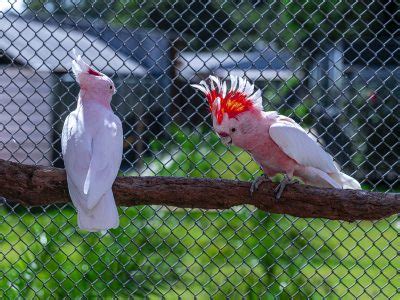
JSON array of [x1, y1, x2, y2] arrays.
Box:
[[250, 174, 271, 197], [274, 175, 300, 200]]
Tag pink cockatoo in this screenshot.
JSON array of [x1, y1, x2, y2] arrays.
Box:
[[192, 75, 361, 199], [61, 50, 123, 231]]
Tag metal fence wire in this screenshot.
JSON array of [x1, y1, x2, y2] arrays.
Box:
[[0, 1, 399, 298]]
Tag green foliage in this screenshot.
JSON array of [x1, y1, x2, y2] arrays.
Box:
[[140, 125, 261, 180], [25, 0, 378, 51], [281, 0, 352, 43], [1, 126, 398, 298], [1, 204, 398, 298]]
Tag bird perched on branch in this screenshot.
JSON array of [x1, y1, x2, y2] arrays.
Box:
[[192, 75, 361, 199], [61, 50, 122, 231]]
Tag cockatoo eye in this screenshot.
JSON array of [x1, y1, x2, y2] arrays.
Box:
[[231, 128, 236, 133], [109, 85, 113, 90]]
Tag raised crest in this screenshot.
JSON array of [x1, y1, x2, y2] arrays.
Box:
[[192, 75, 263, 124]]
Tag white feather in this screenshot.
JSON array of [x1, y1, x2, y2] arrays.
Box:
[[199, 80, 210, 94], [330, 172, 362, 189], [191, 84, 207, 94], [71, 48, 90, 82], [249, 89, 263, 109], [244, 81, 254, 96], [71, 60, 82, 79], [229, 74, 238, 91], [193, 75, 264, 112], [61, 104, 123, 231], [221, 82, 227, 98], [67, 179, 119, 231], [209, 78, 215, 91], [209, 75, 221, 91], [269, 115, 361, 189], [215, 97, 221, 110], [238, 77, 245, 92], [269, 118, 339, 174]]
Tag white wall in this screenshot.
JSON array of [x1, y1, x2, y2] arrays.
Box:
[[0, 67, 54, 166]]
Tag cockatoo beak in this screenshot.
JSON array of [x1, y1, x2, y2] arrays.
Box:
[[220, 136, 232, 146], [218, 131, 232, 146]]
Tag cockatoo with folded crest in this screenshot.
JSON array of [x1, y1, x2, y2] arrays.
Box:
[[192, 75, 361, 199], [61, 50, 122, 231]]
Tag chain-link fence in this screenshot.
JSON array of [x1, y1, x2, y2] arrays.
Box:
[[0, 1, 399, 298]]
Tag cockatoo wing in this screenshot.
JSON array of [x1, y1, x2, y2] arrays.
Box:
[[84, 113, 123, 210], [269, 116, 338, 173], [62, 109, 123, 211], [62, 111, 91, 208]]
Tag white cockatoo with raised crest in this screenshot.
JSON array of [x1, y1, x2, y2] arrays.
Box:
[[61, 50, 122, 231], [192, 75, 361, 199]]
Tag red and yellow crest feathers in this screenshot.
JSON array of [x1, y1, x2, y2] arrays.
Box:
[[217, 90, 255, 123], [191, 75, 263, 124], [206, 88, 219, 108]]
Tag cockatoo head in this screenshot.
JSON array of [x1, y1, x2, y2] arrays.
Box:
[[192, 75, 264, 149], [71, 49, 116, 102]]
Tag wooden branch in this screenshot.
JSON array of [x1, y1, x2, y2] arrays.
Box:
[[0, 159, 398, 221]]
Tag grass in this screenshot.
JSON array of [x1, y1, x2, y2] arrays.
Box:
[[0, 126, 398, 298]]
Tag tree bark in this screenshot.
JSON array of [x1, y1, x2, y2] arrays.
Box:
[[0, 159, 398, 221]]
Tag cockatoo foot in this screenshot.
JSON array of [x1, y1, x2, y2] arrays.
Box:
[[250, 174, 271, 196], [274, 175, 300, 200]]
